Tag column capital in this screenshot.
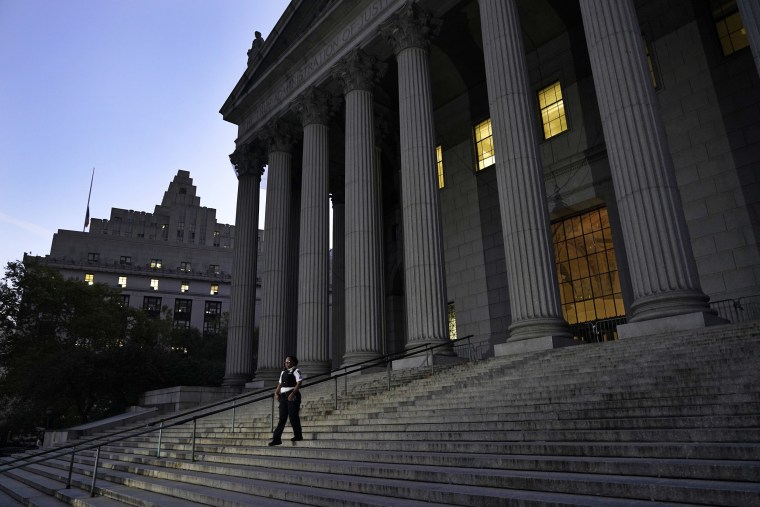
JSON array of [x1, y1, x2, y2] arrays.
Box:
[[332, 48, 388, 94], [259, 118, 296, 153], [230, 142, 266, 179], [294, 86, 335, 127], [380, 2, 441, 54]]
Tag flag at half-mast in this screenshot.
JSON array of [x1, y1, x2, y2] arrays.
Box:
[[84, 168, 94, 231]]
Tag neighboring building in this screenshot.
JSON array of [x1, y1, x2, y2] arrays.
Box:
[[30, 170, 262, 335], [220, 0, 760, 383]]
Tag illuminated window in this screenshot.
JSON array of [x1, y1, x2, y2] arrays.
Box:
[[85, 273, 94, 285], [181, 281, 189, 293], [150, 258, 162, 269], [642, 34, 659, 89], [436, 145, 444, 188], [210, 283, 219, 295], [474, 119, 495, 171], [553, 207, 625, 325], [447, 302, 458, 340], [180, 261, 191, 272], [712, 0, 748, 56], [150, 278, 159, 291], [538, 81, 568, 139], [118, 276, 127, 288]]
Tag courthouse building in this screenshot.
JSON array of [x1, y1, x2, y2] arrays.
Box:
[[219, 0, 760, 385], [30, 170, 256, 336]]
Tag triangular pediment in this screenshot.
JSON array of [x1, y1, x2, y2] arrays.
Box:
[[220, 0, 334, 122]]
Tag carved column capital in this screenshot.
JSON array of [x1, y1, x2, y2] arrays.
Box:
[[332, 48, 388, 94], [294, 86, 335, 127], [380, 2, 441, 54], [259, 118, 296, 153], [230, 142, 266, 179]]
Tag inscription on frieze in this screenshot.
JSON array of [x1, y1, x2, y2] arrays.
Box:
[[241, 0, 399, 138]]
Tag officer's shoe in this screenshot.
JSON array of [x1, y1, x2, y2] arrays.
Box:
[[268, 440, 282, 446], [290, 436, 303, 442]]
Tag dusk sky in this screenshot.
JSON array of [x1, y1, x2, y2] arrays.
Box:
[[0, 0, 289, 271]]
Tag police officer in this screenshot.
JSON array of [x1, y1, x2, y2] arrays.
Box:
[[268, 355, 303, 445]]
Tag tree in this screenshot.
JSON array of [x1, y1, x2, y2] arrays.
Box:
[[0, 259, 227, 443]]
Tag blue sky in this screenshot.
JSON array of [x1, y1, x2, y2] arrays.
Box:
[[0, 0, 288, 270]]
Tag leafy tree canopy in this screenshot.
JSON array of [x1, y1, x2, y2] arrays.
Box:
[[0, 259, 227, 444]]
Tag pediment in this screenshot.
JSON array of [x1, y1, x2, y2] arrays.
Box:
[[220, 0, 334, 123]]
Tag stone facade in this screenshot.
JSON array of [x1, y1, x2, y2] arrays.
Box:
[[31, 170, 261, 335], [220, 0, 760, 384]]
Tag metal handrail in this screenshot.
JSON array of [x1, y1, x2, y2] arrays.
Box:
[[0, 334, 474, 494], [709, 294, 760, 323]]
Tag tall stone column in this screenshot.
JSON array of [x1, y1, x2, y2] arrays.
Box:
[[381, 3, 450, 354], [579, 0, 714, 336], [333, 49, 386, 366], [330, 189, 346, 369], [737, 0, 760, 78], [256, 120, 295, 381], [294, 87, 332, 377], [223, 142, 265, 386], [478, 0, 571, 354]]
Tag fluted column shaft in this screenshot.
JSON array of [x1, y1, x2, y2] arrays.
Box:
[[257, 126, 294, 380], [223, 145, 264, 386], [580, 0, 709, 321], [295, 88, 331, 376], [737, 0, 760, 78], [334, 49, 385, 365], [479, 0, 569, 342], [382, 4, 449, 351]]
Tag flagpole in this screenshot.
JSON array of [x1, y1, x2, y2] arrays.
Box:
[[84, 168, 94, 232]]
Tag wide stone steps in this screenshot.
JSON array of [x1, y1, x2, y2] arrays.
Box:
[[2, 321, 759, 505], [74, 445, 760, 483], [20, 446, 760, 507], [2, 455, 623, 507], [16, 451, 760, 507], [96, 436, 760, 463]]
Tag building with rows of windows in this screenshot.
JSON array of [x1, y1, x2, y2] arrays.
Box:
[[219, 0, 760, 386], [29, 170, 261, 336]]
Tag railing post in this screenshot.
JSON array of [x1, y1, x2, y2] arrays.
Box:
[[156, 421, 163, 458], [334, 376, 338, 410], [65, 449, 76, 489], [387, 362, 391, 391], [89, 446, 100, 497], [191, 419, 197, 462], [231, 400, 236, 433]]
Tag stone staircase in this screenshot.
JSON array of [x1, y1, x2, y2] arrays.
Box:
[[1, 321, 759, 506]]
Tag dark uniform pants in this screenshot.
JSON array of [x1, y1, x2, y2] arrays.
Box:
[[272, 391, 301, 441]]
